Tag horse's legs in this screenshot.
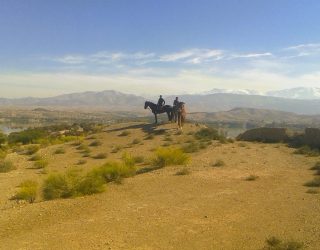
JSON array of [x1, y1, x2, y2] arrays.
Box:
[[154, 113, 157, 124]]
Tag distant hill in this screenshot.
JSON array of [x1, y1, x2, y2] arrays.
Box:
[[2, 90, 320, 114], [171, 93, 320, 114], [188, 108, 320, 126], [0, 90, 145, 111]]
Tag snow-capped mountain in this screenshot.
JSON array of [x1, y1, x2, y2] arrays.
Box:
[[201, 88, 262, 96], [267, 87, 320, 100]]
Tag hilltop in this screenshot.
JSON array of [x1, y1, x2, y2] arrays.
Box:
[[0, 122, 320, 249]]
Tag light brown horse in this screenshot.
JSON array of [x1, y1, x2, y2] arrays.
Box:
[[177, 102, 186, 130]]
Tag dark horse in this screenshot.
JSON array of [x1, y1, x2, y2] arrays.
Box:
[[144, 101, 173, 124]]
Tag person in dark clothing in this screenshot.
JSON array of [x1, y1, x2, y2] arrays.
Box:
[[157, 95, 165, 110], [173, 97, 179, 107]]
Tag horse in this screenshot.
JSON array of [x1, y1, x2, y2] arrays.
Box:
[[176, 102, 186, 130], [144, 101, 173, 124]]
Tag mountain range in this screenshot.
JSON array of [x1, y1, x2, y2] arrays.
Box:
[[201, 87, 320, 100], [1, 88, 320, 115]]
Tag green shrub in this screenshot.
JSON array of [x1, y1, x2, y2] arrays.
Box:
[[119, 130, 130, 136], [89, 160, 136, 183], [71, 140, 83, 146], [194, 128, 225, 141], [0, 160, 16, 173], [8, 128, 46, 145], [111, 145, 122, 153], [43, 173, 70, 200], [306, 189, 319, 194], [82, 152, 91, 157], [121, 152, 136, 168], [245, 174, 259, 181], [0, 132, 7, 145], [310, 162, 320, 171], [75, 175, 105, 195], [182, 142, 199, 153], [262, 236, 303, 250], [43, 169, 105, 200], [304, 177, 320, 187], [175, 167, 190, 176], [33, 159, 49, 169], [152, 147, 190, 167], [144, 134, 154, 140], [54, 147, 66, 154], [89, 140, 102, 147], [0, 149, 7, 159], [133, 155, 144, 164], [164, 136, 173, 142], [132, 138, 141, 144], [294, 146, 320, 157], [92, 153, 107, 159], [212, 159, 225, 167], [76, 159, 87, 165], [13, 180, 38, 203], [29, 154, 41, 161], [24, 145, 40, 155]]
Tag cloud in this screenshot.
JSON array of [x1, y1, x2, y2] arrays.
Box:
[[284, 43, 320, 58], [159, 49, 224, 63], [230, 52, 272, 59]]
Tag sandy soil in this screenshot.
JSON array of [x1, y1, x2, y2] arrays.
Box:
[[0, 122, 320, 250]]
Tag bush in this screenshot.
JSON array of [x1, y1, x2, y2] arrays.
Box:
[[111, 145, 122, 153], [43, 173, 72, 200], [54, 147, 66, 154], [29, 154, 41, 161], [0, 149, 7, 159], [194, 128, 225, 141], [13, 180, 38, 203], [0, 160, 16, 173], [119, 130, 130, 137], [182, 142, 199, 153], [89, 140, 102, 147], [152, 147, 190, 167], [122, 152, 135, 168], [89, 160, 136, 183], [144, 134, 154, 140], [310, 162, 320, 171], [43, 169, 105, 200], [306, 188, 319, 194], [76, 175, 105, 195], [133, 155, 144, 164], [8, 128, 46, 145], [294, 146, 320, 157], [262, 236, 303, 250], [76, 159, 87, 165], [92, 153, 107, 159], [245, 175, 259, 181], [131, 138, 141, 144], [175, 167, 190, 176], [24, 145, 40, 155], [33, 159, 49, 169], [212, 159, 225, 167], [304, 177, 320, 187]]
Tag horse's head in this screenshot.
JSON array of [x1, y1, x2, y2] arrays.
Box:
[[144, 101, 149, 109]]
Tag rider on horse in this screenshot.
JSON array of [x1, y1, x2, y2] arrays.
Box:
[[173, 97, 179, 107], [157, 95, 165, 111]]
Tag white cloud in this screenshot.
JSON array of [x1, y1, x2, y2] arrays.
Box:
[[159, 49, 224, 63], [230, 52, 272, 59]]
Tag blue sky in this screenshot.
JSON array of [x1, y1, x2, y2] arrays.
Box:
[[1, 0, 320, 97]]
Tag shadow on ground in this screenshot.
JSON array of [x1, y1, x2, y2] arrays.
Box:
[[105, 122, 174, 134]]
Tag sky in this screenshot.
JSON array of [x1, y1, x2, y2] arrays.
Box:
[[1, 0, 320, 98]]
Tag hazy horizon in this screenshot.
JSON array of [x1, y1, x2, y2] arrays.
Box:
[[1, 0, 320, 98]]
